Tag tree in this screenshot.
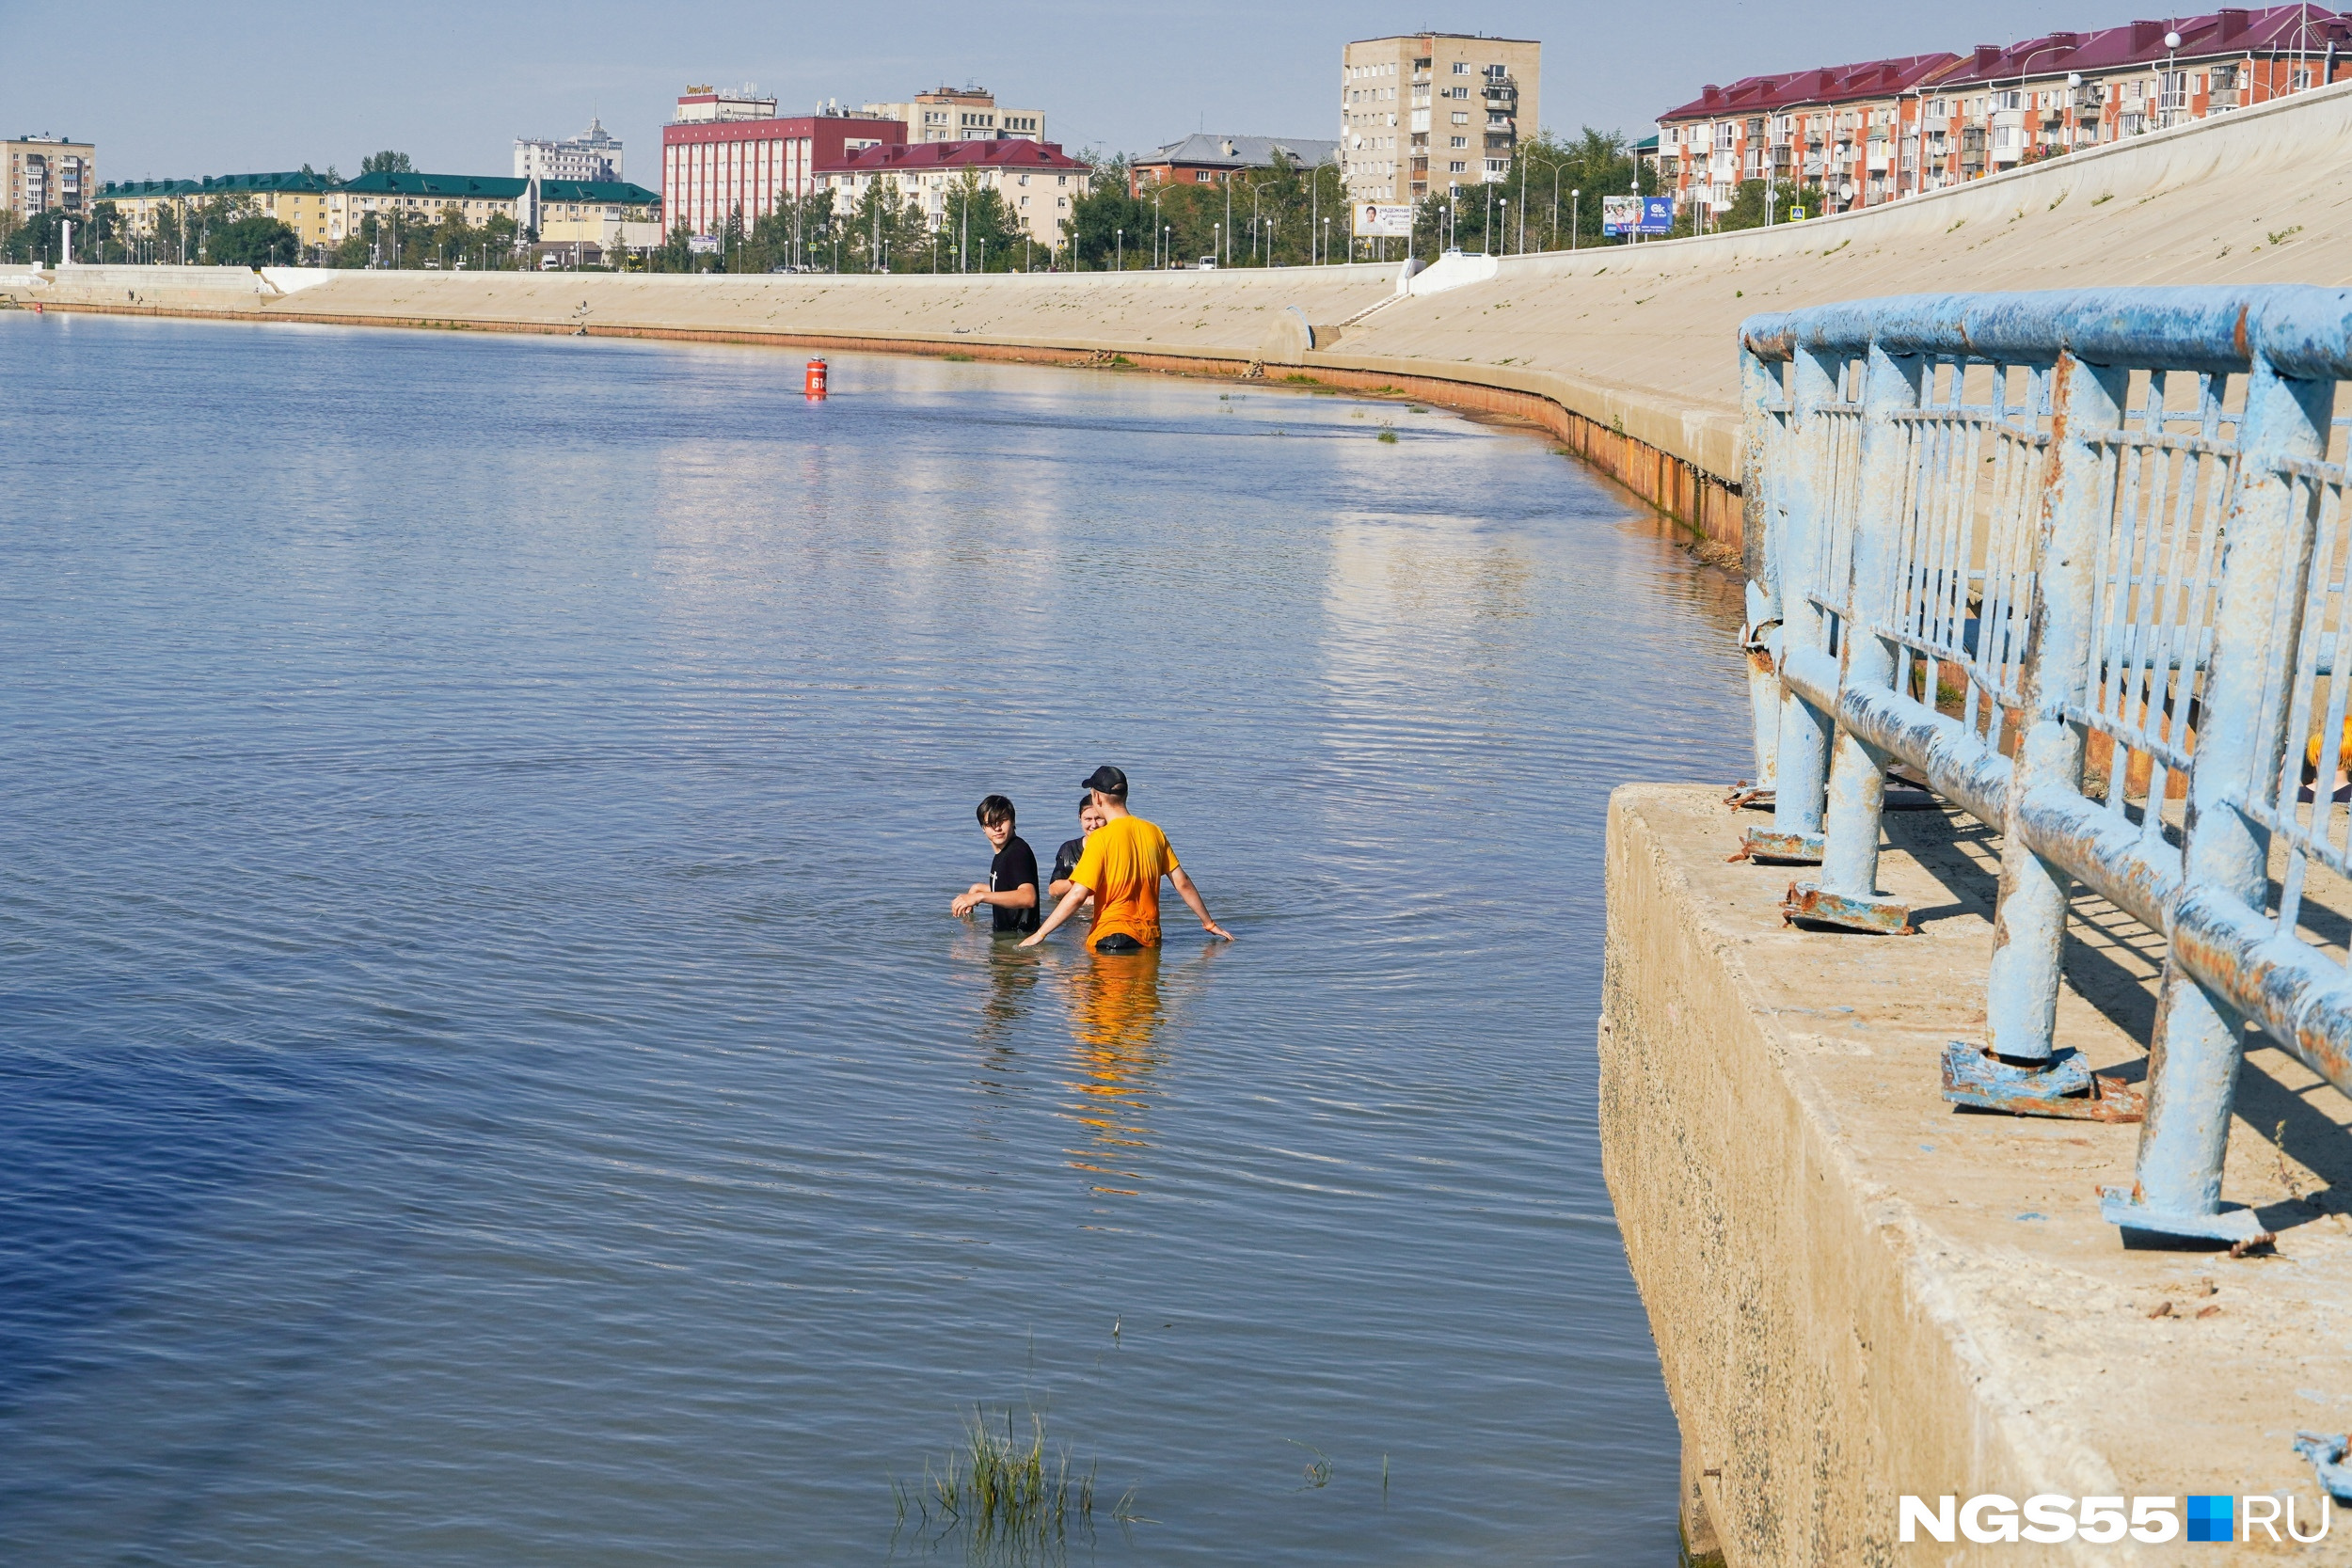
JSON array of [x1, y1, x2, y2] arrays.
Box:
[[207, 213, 301, 267], [1063, 156, 1151, 269], [940, 172, 1024, 271], [834, 179, 928, 273], [360, 150, 413, 175]]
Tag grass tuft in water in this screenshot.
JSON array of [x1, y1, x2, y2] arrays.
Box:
[[892, 1406, 1111, 1560]]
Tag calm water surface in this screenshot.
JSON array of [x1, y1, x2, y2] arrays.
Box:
[[0, 312, 1745, 1564]]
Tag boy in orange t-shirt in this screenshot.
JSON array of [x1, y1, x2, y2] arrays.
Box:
[[1021, 766, 1232, 952]]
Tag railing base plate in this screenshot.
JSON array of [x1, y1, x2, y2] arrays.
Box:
[[2098, 1186, 2273, 1246], [2292, 1433, 2352, 1502], [1941, 1043, 2146, 1121], [1734, 829, 1823, 864], [1783, 882, 1915, 934]]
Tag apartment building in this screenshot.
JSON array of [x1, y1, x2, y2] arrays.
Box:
[[862, 87, 1044, 144], [1131, 135, 1339, 190], [102, 171, 341, 248], [516, 116, 624, 182], [822, 137, 1087, 247], [1658, 7, 2352, 217], [1340, 33, 1540, 203], [1657, 55, 1958, 219], [661, 86, 905, 237], [6, 134, 95, 220], [1918, 8, 2352, 188]]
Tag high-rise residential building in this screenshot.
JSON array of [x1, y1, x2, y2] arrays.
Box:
[[1340, 33, 1539, 203], [6, 133, 96, 220], [862, 87, 1044, 143], [516, 117, 624, 183]]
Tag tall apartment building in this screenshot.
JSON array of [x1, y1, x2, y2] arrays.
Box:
[[516, 116, 624, 183], [6, 134, 95, 220], [661, 86, 905, 236], [1339, 33, 1539, 203], [1657, 6, 2352, 219], [862, 87, 1044, 143]]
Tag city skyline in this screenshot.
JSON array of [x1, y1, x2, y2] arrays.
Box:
[[21, 0, 2168, 182]]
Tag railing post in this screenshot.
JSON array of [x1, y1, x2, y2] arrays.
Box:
[[1785, 340, 1924, 933], [1743, 343, 1839, 862], [1945, 349, 2131, 1112], [2104, 345, 2332, 1242], [1739, 343, 1784, 795]]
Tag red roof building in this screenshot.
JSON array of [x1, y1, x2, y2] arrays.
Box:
[[1657, 55, 1958, 220], [660, 94, 906, 237], [1656, 8, 2352, 220], [825, 138, 1093, 249]]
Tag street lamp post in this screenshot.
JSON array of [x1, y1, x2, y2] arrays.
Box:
[[1115, 228, 1122, 270], [1570, 187, 1580, 251]]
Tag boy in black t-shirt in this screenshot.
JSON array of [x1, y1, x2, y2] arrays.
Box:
[[1049, 794, 1106, 918], [952, 794, 1040, 936]]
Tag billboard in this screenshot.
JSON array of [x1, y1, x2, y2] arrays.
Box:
[[1354, 202, 1414, 238], [688, 234, 722, 256], [1601, 197, 1676, 236]]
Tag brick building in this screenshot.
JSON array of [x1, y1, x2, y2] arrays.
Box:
[[1130, 135, 1339, 192], [1658, 8, 2352, 220]]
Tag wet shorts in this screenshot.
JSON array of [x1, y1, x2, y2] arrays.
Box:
[[1093, 932, 1147, 953]]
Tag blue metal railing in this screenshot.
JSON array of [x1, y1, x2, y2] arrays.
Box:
[[1740, 287, 2352, 1270]]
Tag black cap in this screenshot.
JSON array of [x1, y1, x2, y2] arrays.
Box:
[[1081, 765, 1128, 796]]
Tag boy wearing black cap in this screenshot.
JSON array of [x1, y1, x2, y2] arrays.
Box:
[[953, 795, 1040, 937], [1022, 766, 1231, 951]]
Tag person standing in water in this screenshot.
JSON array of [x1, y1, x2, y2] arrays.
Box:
[[1049, 794, 1107, 919], [1022, 767, 1231, 951], [952, 795, 1040, 937]]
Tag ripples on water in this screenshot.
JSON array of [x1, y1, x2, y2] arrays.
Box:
[[0, 312, 1747, 1565]]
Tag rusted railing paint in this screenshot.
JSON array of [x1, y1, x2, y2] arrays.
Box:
[[1740, 286, 2352, 1253]]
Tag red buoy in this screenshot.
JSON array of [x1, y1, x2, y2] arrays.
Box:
[[804, 357, 828, 398]]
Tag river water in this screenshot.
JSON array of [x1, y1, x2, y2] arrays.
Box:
[[0, 311, 1746, 1565]]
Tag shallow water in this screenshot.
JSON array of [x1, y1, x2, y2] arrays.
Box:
[[0, 311, 1747, 1565]]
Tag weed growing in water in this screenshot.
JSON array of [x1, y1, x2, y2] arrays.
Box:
[[1376, 424, 1399, 444], [891, 1407, 1133, 1560], [1289, 1440, 1334, 1489]]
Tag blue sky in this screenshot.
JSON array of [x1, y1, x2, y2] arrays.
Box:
[[19, 0, 2153, 182]]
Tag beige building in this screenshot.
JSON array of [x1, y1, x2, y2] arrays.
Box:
[[862, 87, 1044, 144], [822, 136, 1086, 250], [1340, 33, 1539, 203], [7, 134, 95, 220], [103, 172, 337, 251]]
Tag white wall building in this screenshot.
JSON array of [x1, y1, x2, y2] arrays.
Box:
[[515, 117, 624, 183]]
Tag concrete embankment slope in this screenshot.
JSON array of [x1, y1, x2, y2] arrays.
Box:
[[16, 77, 2352, 547]]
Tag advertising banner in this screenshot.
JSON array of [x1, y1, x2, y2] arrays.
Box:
[[1602, 197, 1677, 236], [1353, 203, 1414, 238]]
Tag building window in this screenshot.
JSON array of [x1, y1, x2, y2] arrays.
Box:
[[1451, 61, 1470, 73], [1449, 160, 1467, 172], [1450, 136, 1468, 149], [1452, 111, 1470, 125]]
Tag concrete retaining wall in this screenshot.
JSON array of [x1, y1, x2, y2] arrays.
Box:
[[1605, 784, 2352, 1564]]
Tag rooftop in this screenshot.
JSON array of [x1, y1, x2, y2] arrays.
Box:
[[834, 138, 1089, 173], [1935, 6, 2352, 88], [1659, 54, 1963, 120], [1137, 134, 1342, 169]]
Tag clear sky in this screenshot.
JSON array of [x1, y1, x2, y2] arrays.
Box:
[[18, 0, 2157, 182]]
